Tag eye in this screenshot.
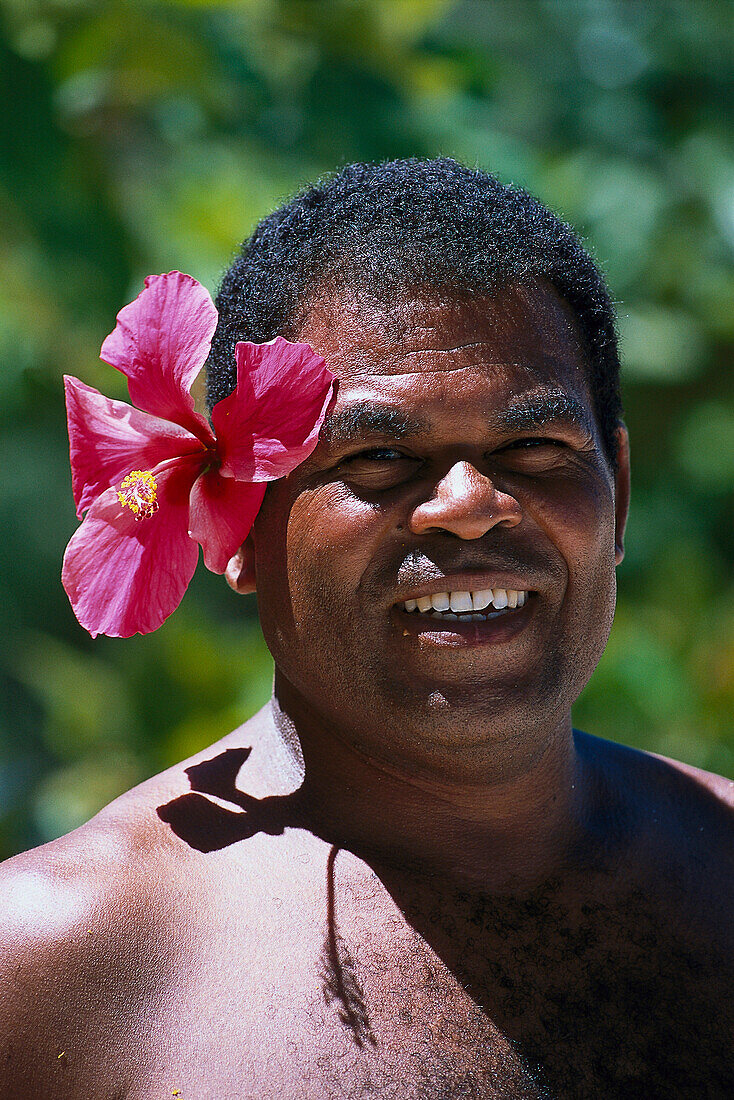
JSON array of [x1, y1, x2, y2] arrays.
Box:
[[497, 431, 572, 453], [493, 436, 570, 470], [338, 447, 419, 489], [341, 447, 410, 464]]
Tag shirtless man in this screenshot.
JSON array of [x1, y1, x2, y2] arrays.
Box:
[[1, 159, 732, 1099]]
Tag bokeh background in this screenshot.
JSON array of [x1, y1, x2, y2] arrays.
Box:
[[1, 0, 732, 860]]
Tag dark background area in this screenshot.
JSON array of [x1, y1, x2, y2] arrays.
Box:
[[1, 0, 732, 859]]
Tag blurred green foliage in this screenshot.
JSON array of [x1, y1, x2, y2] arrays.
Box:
[[1, 0, 732, 859]]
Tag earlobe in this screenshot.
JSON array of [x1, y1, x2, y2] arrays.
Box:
[[613, 422, 630, 566], [225, 535, 257, 595]]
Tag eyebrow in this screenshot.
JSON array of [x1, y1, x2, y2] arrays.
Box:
[[320, 389, 593, 448], [498, 390, 593, 435], [320, 401, 428, 445]]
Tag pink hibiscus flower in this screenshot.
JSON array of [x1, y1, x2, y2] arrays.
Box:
[[62, 271, 334, 638]]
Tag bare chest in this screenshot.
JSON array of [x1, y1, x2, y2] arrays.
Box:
[[111, 846, 540, 1098], [118, 854, 732, 1100], [125, 917, 546, 1100]]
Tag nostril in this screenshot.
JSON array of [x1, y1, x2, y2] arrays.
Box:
[[409, 470, 522, 537]]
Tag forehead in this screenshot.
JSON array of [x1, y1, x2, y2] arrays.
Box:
[[298, 281, 593, 418]]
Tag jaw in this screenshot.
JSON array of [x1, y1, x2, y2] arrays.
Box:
[[271, 631, 575, 789]]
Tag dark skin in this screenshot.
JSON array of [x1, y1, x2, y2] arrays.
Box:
[[1, 282, 732, 1099]]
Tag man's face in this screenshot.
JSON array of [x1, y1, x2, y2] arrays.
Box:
[[251, 282, 628, 777]]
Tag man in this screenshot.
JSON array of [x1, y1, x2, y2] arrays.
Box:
[[1, 158, 732, 1099]]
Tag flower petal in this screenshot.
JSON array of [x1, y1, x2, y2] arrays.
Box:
[[99, 271, 216, 440], [62, 458, 201, 638], [212, 337, 335, 481], [64, 375, 205, 518], [188, 472, 266, 574]]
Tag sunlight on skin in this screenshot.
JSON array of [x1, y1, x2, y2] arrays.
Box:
[[6, 871, 95, 936]]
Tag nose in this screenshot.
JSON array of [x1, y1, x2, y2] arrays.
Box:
[[409, 461, 522, 540]]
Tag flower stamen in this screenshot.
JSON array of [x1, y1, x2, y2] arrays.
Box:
[[118, 470, 159, 520]]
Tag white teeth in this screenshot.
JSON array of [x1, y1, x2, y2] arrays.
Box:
[[472, 589, 493, 611], [450, 591, 473, 612], [402, 588, 530, 615]]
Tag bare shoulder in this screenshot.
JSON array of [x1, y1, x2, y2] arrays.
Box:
[[649, 749, 734, 807], [0, 708, 293, 1099], [0, 706, 285, 945], [0, 775, 183, 1096], [0, 815, 146, 1096], [576, 730, 734, 919], [576, 728, 734, 819]]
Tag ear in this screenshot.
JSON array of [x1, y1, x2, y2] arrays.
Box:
[[613, 422, 630, 566], [225, 534, 256, 595]]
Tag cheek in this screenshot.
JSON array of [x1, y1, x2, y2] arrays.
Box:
[[539, 476, 619, 656], [529, 474, 617, 572], [256, 481, 388, 626], [256, 482, 397, 699], [527, 473, 619, 650], [526, 475, 619, 698]]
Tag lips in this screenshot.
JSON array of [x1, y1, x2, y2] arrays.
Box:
[[396, 592, 535, 649]]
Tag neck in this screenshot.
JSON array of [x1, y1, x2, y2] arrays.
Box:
[[269, 676, 592, 892]]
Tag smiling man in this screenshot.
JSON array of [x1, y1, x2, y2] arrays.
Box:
[[1, 159, 733, 1099]]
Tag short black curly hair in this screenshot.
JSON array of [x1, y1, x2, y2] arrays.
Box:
[[207, 157, 622, 465]]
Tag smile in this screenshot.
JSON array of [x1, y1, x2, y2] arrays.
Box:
[[401, 589, 529, 621]]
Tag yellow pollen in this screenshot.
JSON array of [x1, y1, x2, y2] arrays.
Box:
[[118, 470, 159, 520]]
